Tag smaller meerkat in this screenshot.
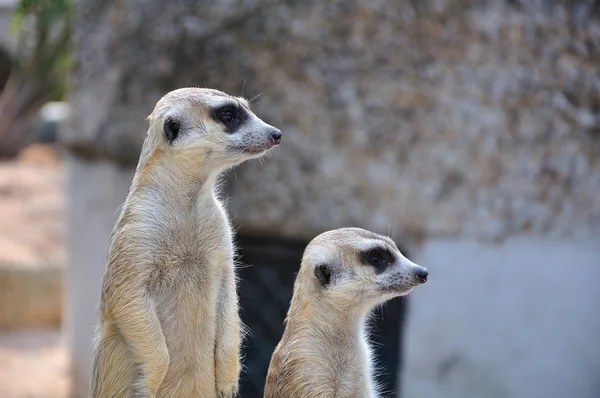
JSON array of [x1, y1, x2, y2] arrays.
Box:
[[264, 227, 428, 398]]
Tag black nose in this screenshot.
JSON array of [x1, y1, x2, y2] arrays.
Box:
[[271, 129, 282, 145], [416, 268, 428, 283]]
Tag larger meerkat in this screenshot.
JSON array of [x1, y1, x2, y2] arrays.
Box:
[[264, 228, 428, 398], [91, 88, 282, 398]]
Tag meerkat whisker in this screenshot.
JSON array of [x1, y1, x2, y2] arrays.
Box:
[[241, 78, 248, 98], [248, 91, 268, 104]]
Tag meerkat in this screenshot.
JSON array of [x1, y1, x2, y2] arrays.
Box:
[[91, 87, 282, 398], [264, 227, 428, 398]]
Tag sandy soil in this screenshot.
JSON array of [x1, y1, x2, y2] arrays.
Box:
[[0, 144, 69, 397], [0, 329, 69, 398], [0, 144, 65, 265]]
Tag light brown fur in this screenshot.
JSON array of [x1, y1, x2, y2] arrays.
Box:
[[264, 228, 428, 398], [91, 88, 281, 398]]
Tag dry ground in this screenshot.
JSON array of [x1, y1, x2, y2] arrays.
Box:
[[0, 144, 65, 265], [0, 329, 69, 398], [0, 144, 70, 398]]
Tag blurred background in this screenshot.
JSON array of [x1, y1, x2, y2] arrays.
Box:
[[0, 0, 599, 397]]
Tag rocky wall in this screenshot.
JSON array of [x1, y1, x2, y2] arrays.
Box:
[[63, 0, 600, 243]]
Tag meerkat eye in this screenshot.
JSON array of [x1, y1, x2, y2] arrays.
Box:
[[367, 252, 384, 265], [214, 104, 247, 133], [164, 117, 180, 143], [361, 247, 394, 273], [217, 107, 235, 123]]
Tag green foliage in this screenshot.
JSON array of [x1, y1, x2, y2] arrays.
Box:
[[13, 0, 72, 30], [10, 0, 73, 101], [0, 0, 73, 158]]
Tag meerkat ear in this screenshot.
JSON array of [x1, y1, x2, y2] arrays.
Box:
[[314, 264, 332, 288], [164, 117, 180, 144]]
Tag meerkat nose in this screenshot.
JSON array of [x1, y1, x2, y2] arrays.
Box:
[[271, 129, 282, 145], [416, 268, 428, 284]]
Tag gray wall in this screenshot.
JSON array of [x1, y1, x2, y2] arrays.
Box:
[[402, 238, 600, 398], [63, 155, 134, 396]]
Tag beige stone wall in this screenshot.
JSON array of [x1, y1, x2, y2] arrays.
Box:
[[64, 0, 600, 243], [226, 1, 600, 242]]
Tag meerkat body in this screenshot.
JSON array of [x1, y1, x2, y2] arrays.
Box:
[[264, 228, 428, 398], [91, 88, 282, 398]]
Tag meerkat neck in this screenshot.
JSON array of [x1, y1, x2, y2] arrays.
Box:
[[313, 300, 365, 327], [130, 153, 224, 208], [294, 297, 370, 343], [141, 171, 217, 200], [285, 297, 376, 396]]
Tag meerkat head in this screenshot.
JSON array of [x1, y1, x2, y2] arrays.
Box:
[[144, 87, 281, 174], [300, 227, 428, 310]]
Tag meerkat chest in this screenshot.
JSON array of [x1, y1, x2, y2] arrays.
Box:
[[142, 205, 234, 339], [313, 335, 374, 398], [151, 200, 233, 275], [147, 203, 234, 362]]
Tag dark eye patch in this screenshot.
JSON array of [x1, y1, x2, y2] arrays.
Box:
[[360, 246, 395, 274], [213, 103, 247, 133]]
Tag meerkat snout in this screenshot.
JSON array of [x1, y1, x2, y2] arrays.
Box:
[[270, 128, 282, 145], [416, 267, 429, 283], [375, 255, 429, 296]]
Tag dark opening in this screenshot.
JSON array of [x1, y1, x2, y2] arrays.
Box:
[[235, 234, 408, 397]]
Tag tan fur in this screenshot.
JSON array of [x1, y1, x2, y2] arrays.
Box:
[[91, 88, 281, 398], [264, 228, 428, 398]]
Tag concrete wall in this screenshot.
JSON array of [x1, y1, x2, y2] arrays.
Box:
[[401, 237, 600, 398], [63, 155, 133, 396]]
